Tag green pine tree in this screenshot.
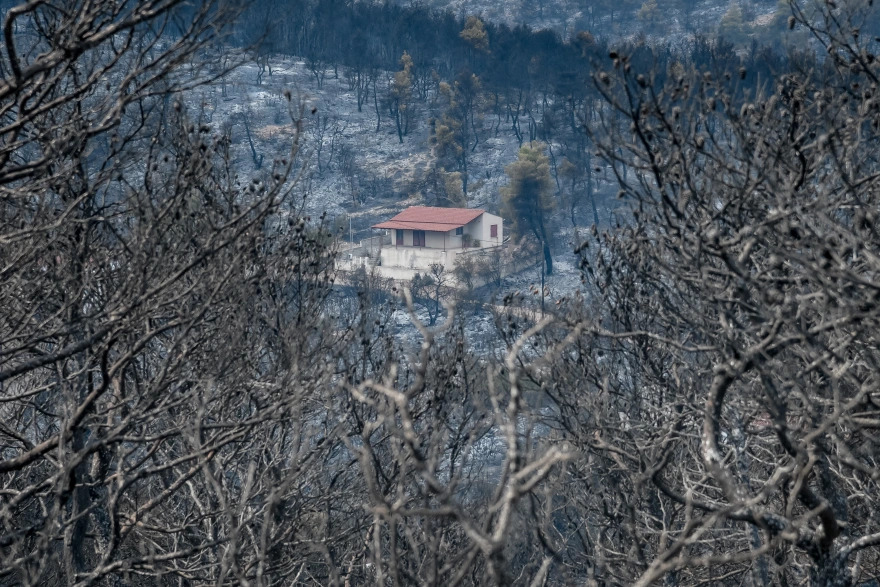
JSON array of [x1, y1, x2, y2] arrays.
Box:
[[501, 142, 555, 274]]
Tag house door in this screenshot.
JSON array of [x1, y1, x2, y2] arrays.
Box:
[[396, 229, 404, 245], [413, 230, 426, 247]]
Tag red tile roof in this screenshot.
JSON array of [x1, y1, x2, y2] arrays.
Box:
[[372, 206, 484, 232], [371, 220, 465, 232]]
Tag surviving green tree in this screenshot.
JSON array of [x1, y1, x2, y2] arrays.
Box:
[[501, 142, 555, 275], [389, 51, 415, 143]]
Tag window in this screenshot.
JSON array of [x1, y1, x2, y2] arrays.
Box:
[[455, 227, 463, 236], [396, 229, 404, 246], [413, 230, 426, 247], [490, 224, 498, 238]]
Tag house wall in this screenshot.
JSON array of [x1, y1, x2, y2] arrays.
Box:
[[425, 231, 447, 249], [463, 212, 503, 247], [385, 229, 456, 248], [380, 246, 457, 271], [462, 220, 480, 246], [339, 243, 511, 287], [385, 229, 456, 249], [374, 265, 422, 281]]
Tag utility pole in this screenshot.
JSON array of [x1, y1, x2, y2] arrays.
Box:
[[540, 241, 545, 314], [541, 257, 545, 314]]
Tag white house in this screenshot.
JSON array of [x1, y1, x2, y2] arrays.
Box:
[[368, 206, 504, 281]]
